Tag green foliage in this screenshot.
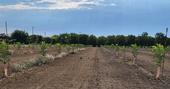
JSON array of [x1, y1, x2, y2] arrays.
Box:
[[152, 44, 166, 66], [115, 35, 126, 46], [106, 35, 115, 45], [16, 42, 21, 50], [131, 44, 139, 58], [126, 35, 136, 46], [97, 36, 107, 45], [56, 43, 62, 53], [63, 44, 69, 52], [40, 42, 48, 56], [29, 35, 43, 44], [0, 41, 11, 64], [51, 35, 59, 43], [79, 34, 89, 45], [155, 33, 166, 45], [111, 44, 120, 57], [1, 30, 168, 47], [88, 35, 97, 46], [43, 37, 53, 44], [11, 30, 29, 44]]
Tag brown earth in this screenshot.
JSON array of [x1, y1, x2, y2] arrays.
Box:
[[0, 47, 169, 89]]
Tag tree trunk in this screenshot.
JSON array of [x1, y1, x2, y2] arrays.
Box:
[[116, 51, 119, 58], [133, 57, 136, 64], [161, 60, 165, 77], [156, 66, 161, 79], [4, 63, 9, 77]]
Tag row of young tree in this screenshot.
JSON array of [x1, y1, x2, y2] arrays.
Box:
[[0, 41, 85, 77], [0, 30, 169, 46], [107, 44, 166, 80]]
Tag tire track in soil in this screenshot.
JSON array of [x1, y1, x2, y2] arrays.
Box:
[[94, 48, 125, 89]]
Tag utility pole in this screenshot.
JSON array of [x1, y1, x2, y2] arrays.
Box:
[[32, 26, 34, 35], [166, 27, 168, 38], [5, 21, 8, 36]]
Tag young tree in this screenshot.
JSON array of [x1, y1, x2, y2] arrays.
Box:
[[0, 41, 11, 77], [56, 43, 62, 53], [131, 44, 139, 64], [114, 44, 120, 58], [152, 44, 166, 79], [40, 42, 48, 56], [16, 42, 21, 50], [70, 44, 76, 54]]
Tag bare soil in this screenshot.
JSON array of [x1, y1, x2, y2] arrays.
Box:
[[0, 47, 169, 89]]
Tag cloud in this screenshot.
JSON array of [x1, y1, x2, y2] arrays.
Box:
[[0, 0, 116, 10]]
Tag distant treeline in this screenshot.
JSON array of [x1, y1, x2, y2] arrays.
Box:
[[0, 30, 169, 47]]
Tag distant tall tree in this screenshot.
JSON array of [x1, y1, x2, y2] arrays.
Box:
[[51, 35, 59, 44], [115, 35, 126, 46], [29, 35, 43, 44], [126, 35, 136, 46], [11, 30, 29, 44], [79, 34, 89, 45], [70, 33, 79, 44], [43, 37, 52, 44], [148, 36, 156, 46], [97, 36, 107, 45], [88, 35, 97, 46], [59, 33, 70, 44], [142, 32, 148, 37], [155, 32, 166, 45], [0, 33, 10, 42], [141, 32, 149, 46], [106, 35, 115, 45]]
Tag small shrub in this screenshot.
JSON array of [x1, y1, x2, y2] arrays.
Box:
[[56, 43, 62, 53], [40, 42, 48, 56], [16, 42, 21, 50], [11, 56, 50, 72], [0, 41, 11, 77], [131, 44, 139, 64], [152, 44, 166, 79], [34, 57, 49, 66], [115, 44, 120, 57]]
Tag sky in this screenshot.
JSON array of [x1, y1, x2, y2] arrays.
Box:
[[0, 0, 170, 37]]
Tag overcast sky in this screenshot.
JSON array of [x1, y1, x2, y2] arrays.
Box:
[[0, 0, 170, 36]]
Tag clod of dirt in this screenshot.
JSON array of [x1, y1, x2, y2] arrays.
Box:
[[70, 52, 75, 54], [80, 57, 83, 59]]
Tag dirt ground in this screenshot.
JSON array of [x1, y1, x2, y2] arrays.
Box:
[[0, 47, 169, 89]]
